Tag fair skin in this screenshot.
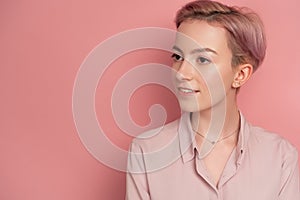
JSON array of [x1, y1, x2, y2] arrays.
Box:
[[172, 20, 253, 186]]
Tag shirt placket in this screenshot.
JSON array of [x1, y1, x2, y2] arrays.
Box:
[[195, 157, 219, 199], [194, 147, 241, 200]]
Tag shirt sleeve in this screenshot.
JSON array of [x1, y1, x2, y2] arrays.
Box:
[[126, 142, 150, 200], [278, 142, 300, 200]]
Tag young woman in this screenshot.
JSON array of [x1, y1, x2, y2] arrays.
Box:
[[126, 1, 299, 199]]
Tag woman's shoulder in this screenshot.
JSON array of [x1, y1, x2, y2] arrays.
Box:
[[131, 118, 181, 152], [248, 125, 298, 159]]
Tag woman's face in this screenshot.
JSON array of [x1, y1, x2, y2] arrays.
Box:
[[172, 20, 237, 112]]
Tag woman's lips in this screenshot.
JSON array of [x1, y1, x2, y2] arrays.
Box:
[[177, 87, 200, 95]]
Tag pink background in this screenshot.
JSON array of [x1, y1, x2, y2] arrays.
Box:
[[1, 0, 300, 199]]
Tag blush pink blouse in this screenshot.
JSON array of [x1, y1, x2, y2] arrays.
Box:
[[126, 112, 299, 200]]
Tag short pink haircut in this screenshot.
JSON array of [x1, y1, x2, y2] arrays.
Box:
[[175, 0, 266, 72]]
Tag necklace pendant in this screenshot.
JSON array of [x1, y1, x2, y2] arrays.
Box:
[[211, 141, 216, 145]]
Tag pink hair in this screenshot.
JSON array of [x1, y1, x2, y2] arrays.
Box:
[[175, 0, 267, 71]]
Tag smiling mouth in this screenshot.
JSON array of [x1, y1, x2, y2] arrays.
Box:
[[178, 87, 200, 94]]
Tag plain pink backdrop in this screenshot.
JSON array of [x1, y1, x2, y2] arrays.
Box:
[[1, 0, 300, 199]]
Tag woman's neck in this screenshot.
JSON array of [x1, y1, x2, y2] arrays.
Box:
[[190, 98, 240, 140]]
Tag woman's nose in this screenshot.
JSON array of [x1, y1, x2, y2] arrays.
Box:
[[175, 60, 194, 81]]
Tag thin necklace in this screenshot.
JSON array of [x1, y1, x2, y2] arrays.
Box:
[[192, 127, 239, 145]]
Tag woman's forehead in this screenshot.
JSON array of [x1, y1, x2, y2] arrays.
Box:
[[175, 20, 230, 56]]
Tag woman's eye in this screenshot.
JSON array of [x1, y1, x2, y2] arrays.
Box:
[[197, 56, 211, 64], [171, 53, 183, 62]]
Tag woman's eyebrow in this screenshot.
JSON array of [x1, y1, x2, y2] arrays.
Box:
[[172, 45, 183, 54], [172, 45, 218, 55], [191, 48, 218, 55]]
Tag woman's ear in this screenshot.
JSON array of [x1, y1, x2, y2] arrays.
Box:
[[232, 64, 253, 88]]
